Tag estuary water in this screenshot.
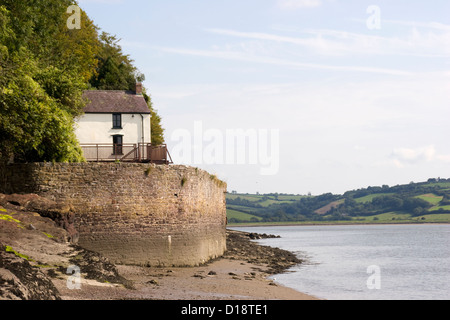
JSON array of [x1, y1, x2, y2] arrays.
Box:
[[232, 224, 450, 300]]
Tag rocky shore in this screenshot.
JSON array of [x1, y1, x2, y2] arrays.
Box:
[[0, 193, 315, 300], [224, 230, 301, 275]]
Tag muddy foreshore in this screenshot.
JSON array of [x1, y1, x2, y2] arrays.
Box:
[[0, 193, 311, 300]]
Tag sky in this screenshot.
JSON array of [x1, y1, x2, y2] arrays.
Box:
[[78, 0, 450, 195]]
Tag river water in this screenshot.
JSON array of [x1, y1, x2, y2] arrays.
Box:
[[232, 224, 450, 300]]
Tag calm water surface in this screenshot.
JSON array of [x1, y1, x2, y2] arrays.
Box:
[[232, 224, 450, 300]]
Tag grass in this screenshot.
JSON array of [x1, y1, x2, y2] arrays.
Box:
[[349, 212, 413, 223], [354, 193, 392, 203], [421, 181, 450, 188], [417, 213, 450, 222], [226, 193, 304, 202], [0, 214, 21, 224], [226, 191, 450, 226], [227, 204, 261, 214], [227, 208, 262, 222], [415, 193, 443, 205], [42, 232, 54, 239], [226, 193, 305, 208], [4, 245, 34, 261], [228, 212, 450, 226], [0, 213, 25, 229], [209, 174, 227, 188], [429, 205, 450, 211], [226, 194, 263, 202], [257, 199, 301, 207], [277, 195, 306, 201]]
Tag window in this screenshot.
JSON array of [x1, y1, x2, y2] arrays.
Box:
[[112, 135, 123, 155], [112, 113, 122, 129]]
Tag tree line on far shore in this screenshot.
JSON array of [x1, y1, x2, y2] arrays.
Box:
[[227, 178, 450, 223]]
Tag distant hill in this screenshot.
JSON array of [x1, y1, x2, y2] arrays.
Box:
[[226, 178, 450, 225]]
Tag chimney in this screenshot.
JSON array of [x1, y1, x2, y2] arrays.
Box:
[[135, 82, 143, 95]]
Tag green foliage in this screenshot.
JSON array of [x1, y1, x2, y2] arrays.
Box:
[[0, 2, 88, 163], [227, 208, 262, 224], [226, 179, 450, 224], [89, 32, 139, 91], [88, 32, 166, 146], [0, 213, 21, 224], [52, 9, 100, 82], [0, 1, 165, 162], [143, 90, 165, 146], [34, 66, 88, 117], [5, 245, 33, 261], [0, 43, 84, 162]]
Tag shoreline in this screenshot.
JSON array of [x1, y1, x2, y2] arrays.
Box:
[[228, 221, 450, 228], [1, 194, 317, 300], [53, 230, 319, 300]]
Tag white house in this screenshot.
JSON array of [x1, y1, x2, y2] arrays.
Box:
[[75, 84, 170, 163]]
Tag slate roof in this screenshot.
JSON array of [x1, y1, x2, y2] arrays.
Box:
[[82, 90, 151, 114]]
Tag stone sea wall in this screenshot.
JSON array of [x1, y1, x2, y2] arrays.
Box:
[[0, 163, 227, 266]]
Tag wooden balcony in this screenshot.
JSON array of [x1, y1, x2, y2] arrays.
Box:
[[80, 143, 173, 164]]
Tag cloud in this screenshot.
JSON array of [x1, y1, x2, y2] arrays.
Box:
[[384, 20, 450, 31], [206, 28, 313, 45], [278, 0, 322, 9], [208, 26, 450, 58], [155, 46, 413, 76], [389, 145, 450, 167], [391, 146, 435, 164]]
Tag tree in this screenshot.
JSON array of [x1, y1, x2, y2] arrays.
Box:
[[143, 91, 165, 146], [0, 1, 165, 162], [1, 0, 100, 81], [372, 195, 404, 210], [0, 47, 84, 163], [88, 31, 166, 146], [0, 3, 86, 163], [89, 32, 139, 91]]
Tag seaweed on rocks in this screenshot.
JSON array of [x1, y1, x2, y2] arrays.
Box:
[[224, 230, 302, 275], [0, 244, 61, 300]]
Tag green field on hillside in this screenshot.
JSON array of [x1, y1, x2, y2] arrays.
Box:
[[226, 179, 450, 225], [226, 209, 262, 222]]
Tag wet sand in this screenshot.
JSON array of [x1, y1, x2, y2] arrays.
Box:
[[54, 230, 318, 300]]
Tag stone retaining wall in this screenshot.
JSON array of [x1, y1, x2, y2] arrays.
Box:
[[0, 163, 227, 266]]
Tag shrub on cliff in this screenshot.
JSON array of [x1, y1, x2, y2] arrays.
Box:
[[0, 3, 90, 163], [0, 1, 165, 163]]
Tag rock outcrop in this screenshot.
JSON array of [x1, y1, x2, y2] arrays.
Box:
[[0, 193, 128, 300]]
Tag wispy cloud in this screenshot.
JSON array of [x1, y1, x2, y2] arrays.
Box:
[[383, 20, 450, 31], [208, 26, 450, 58], [206, 28, 319, 46], [155, 46, 413, 76], [390, 145, 450, 168], [277, 0, 322, 9]]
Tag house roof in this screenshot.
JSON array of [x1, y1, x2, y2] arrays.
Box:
[[82, 90, 151, 114]]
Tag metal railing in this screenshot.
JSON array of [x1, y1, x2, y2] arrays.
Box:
[[80, 143, 173, 164]]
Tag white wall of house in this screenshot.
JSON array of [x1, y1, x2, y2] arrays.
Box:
[[75, 113, 151, 145]]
